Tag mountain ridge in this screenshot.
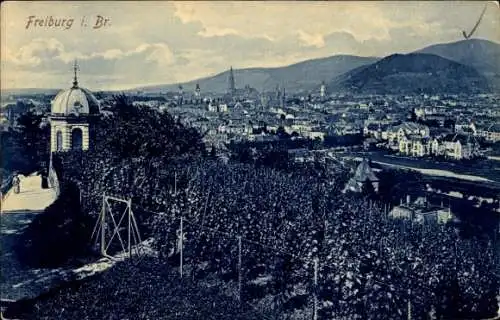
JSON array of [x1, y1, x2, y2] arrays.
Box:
[[136, 38, 499, 95], [329, 52, 492, 94], [415, 38, 500, 75], [134, 54, 379, 94]]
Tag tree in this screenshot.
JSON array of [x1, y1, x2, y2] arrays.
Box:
[[311, 137, 323, 150], [210, 146, 217, 158], [276, 126, 290, 139], [361, 178, 376, 198], [90, 95, 205, 159], [444, 119, 455, 129], [2, 111, 49, 175], [18, 182, 93, 267], [409, 109, 417, 122]]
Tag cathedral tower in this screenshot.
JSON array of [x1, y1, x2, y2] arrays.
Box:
[[228, 66, 235, 96], [320, 81, 327, 98], [195, 83, 201, 98]]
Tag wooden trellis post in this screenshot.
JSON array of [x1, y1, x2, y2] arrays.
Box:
[[313, 257, 318, 320], [238, 235, 242, 304], [180, 216, 183, 278]]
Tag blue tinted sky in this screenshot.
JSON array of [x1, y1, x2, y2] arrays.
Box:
[[2, 1, 499, 90]]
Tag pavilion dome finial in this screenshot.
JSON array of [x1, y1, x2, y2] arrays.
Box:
[[72, 59, 79, 88], [52, 60, 100, 116]]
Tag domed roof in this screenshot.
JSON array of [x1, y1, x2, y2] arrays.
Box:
[[51, 60, 100, 116], [51, 86, 100, 116]]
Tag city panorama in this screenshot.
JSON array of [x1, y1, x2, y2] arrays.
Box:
[[1, 1, 499, 319]]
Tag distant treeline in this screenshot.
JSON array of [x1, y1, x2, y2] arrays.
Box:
[[228, 133, 363, 152], [324, 133, 363, 147]]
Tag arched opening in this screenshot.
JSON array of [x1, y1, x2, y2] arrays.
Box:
[[71, 128, 83, 150], [56, 130, 63, 151]]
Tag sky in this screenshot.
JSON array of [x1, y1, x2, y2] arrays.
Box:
[[1, 1, 499, 91]]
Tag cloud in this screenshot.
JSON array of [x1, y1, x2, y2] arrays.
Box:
[[100, 49, 123, 60], [297, 30, 325, 48], [141, 43, 175, 66], [2, 37, 179, 90], [172, 2, 399, 43], [7, 38, 175, 67], [2, 1, 499, 89], [8, 38, 65, 66], [198, 27, 239, 38]]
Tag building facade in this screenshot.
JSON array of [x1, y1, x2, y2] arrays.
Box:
[[398, 134, 477, 160], [50, 62, 100, 152]]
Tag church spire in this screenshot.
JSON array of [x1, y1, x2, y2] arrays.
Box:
[[72, 59, 79, 88], [228, 66, 235, 96]]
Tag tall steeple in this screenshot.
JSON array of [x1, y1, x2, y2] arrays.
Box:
[[320, 81, 326, 98], [195, 83, 201, 97], [281, 86, 286, 108], [72, 59, 79, 88], [228, 66, 235, 95], [178, 85, 184, 104]]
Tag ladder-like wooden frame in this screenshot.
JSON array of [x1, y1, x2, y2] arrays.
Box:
[[91, 194, 143, 259]]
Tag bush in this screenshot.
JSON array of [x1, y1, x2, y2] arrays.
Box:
[[13, 258, 263, 320], [18, 182, 94, 267], [1, 111, 50, 175]]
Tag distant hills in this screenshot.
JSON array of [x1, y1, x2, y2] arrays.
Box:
[[135, 55, 378, 94], [416, 38, 500, 91], [329, 52, 492, 94], [416, 39, 500, 76], [4, 39, 499, 96], [1, 88, 60, 97], [137, 38, 498, 95]]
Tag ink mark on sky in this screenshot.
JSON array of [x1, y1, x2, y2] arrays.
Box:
[[462, 3, 489, 40]]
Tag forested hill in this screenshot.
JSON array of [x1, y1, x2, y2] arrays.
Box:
[[416, 38, 500, 76], [328, 53, 491, 94]]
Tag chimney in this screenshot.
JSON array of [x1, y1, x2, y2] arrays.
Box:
[[406, 195, 411, 205]]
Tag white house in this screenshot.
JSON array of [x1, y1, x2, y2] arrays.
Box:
[[441, 134, 477, 160], [398, 133, 475, 160], [476, 124, 500, 142], [389, 196, 452, 225], [388, 122, 429, 143], [399, 136, 429, 157]]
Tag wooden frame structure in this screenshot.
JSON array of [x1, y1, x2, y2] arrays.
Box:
[[91, 194, 143, 259]]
